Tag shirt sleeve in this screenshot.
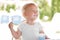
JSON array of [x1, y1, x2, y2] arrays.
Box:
[[17, 20, 26, 32], [17, 20, 25, 32]]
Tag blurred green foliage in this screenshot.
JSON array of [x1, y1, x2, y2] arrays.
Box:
[[0, 4, 4, 10], [6, 4, 16, 13], [34, 0, 60, 22], [0, 4, 16, 13]]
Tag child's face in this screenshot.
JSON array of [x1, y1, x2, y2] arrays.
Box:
[[23, 5, 38, 21]]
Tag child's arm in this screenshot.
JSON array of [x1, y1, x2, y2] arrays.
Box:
[[39, 30, 50, 39], [39, 29, 44, 33], [45, 35, 50, 39], [8, 22, 22, 39]]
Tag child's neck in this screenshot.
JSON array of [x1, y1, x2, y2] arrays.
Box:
[[26, 20, 34, 25]]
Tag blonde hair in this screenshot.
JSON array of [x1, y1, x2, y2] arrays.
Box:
[[22, 3, 37, 12]]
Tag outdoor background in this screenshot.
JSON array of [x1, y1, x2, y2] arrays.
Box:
[[0, 0, 60, 40]]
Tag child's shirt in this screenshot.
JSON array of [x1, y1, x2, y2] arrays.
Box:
[[18, 22, 43, 40]]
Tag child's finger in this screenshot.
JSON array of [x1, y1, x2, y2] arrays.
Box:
[[8, 22, 13, 28]]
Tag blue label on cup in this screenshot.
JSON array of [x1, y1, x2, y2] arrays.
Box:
[[1, 15, 9, 23], [39, 36, 45, 40]]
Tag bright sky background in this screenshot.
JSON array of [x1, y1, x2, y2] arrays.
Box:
[[0, 0, 60, 40]]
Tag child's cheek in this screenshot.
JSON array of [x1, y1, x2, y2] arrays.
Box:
[[28, 13, 33, 17], [24, 12, 30, 17]]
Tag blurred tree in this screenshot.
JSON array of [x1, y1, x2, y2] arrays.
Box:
[[6, 4, 16, 13], [34, 0, 53, 21], [34, 0, 60, 21]]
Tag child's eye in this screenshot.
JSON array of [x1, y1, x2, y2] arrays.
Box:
[[33, 10, 38, 13]]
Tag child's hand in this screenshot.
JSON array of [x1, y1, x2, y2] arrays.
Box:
[[8, 22, 13, 29]]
